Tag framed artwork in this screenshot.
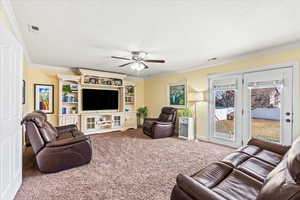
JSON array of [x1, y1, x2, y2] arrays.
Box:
[[22, 80, 25, 104], [168, 82, 187, 108], [34, 84, 54, 114]]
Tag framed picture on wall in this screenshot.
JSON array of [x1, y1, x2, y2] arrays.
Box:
[[34, 84, 54, 114], [168, 81, 187, 108]]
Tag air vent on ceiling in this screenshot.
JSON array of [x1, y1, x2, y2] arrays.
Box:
[[208, 57, 217, 62], [28, 24, 40, 33]]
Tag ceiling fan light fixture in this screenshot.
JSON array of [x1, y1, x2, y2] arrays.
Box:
[[130, 62, 144, 71]]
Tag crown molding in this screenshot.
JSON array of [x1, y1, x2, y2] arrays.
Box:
[[1, 0, 32, 64], [29, 63, 74, 72], [144, 40, 300, 80]]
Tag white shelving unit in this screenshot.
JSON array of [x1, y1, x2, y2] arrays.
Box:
[[57, 69, 137, 135]]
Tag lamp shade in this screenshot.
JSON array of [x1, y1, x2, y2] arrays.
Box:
[[188, 91, 204, 102]]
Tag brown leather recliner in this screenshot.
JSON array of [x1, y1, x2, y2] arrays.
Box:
[[143, 107, 177, 139], [22, 111, 92, 173], [171, 137, 300, 200]]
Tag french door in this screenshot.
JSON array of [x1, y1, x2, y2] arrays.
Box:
[[209, 67, 294, 147], [243, 68, 293, 145]]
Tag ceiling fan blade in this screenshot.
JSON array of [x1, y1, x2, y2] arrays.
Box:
[[143, 59, 165, 63], [141, 62, 149, 69], [111, 56, 131, 61], [118, 62, 134, 68]]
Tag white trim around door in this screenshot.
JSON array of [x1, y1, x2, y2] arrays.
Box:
[[208, 62, 299, 147]]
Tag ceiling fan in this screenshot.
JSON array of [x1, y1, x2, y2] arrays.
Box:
[[111, 51, 165, 71]]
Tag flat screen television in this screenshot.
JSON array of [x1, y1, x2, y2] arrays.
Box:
[[82, 89, 119, 111]]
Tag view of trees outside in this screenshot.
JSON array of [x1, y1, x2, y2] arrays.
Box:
[[214, 87, 281, 143], [215, 90, 235, 135]]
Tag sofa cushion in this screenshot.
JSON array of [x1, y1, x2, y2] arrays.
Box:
[[222, 152, 250, 168], [192, 162, 232, 188], [213, 170, 262, 200], [237, 145, 261, 155], [255, 149, 282, 166], [237, 157, 274, 182]]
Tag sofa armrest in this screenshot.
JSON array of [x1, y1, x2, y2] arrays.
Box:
[[56, 124, 78, 135], [248, 138, 290, 155], [46, 135, 89, 147], [176, 174, 226, 200]]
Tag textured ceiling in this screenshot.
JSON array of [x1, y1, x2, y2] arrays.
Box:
[[11, 0, 300, 77]]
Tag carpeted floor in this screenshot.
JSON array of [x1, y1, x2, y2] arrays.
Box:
[[15, 129, 233, 200]]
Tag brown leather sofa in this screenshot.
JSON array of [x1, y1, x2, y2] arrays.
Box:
[[171, 137, 300, 200], [143, 107, 177, 139], [22, 111, 92, 173]]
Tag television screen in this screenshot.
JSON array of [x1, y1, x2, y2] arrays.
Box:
[[82, 89, 119, 111]]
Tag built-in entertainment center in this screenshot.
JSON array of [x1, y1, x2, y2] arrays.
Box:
[[58, 69, 137, 135]]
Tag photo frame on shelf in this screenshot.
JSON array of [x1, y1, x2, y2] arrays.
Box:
[[167, 81, 187, 108], [34, 84, 54, 114]]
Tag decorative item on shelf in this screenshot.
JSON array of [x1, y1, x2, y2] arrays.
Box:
[[114, 79, 123, 86], [62, 107, 67, 114], [71, 107, 77, 114], [106, 80, 112, 85], [137, 106, 148, 128], [70, 84, 78, 91], [168, 82, 187, 108], [34, 84, 54, 114], [63, 84, 72, 95], [89, 78, 97, 84]]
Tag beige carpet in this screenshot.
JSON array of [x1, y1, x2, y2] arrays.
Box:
[[15, 129, 233, 200]]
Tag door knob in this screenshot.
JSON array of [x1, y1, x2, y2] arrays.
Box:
[[286, 119, 291, 123], [286, 112, 291, 116]]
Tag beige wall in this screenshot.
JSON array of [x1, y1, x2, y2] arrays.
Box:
[[23, 65, 145, 126], [144, 48, 300, 138]]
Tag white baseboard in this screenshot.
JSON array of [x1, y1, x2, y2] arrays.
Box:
[[197, 136, 209, 142]]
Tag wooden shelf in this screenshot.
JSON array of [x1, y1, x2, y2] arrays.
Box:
[[81, 83, 124, 88]]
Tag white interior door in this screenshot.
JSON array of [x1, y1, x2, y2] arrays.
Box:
[[209, 75, 243, 147], [243, 68, 293, 145], [0, 21, 23, 199]]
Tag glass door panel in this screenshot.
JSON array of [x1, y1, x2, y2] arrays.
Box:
[[243, 68, 293, 145], [209, 75, 243, 148], [250, 87, 281, 143], [214, 90, 235, 140]]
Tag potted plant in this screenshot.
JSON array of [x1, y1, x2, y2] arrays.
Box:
[[62, 85, 72, 102], [180, 107, 193, 118], [137, 106, 148, 127]]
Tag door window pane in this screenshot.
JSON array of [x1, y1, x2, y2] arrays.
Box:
[[250, 87, 281, 142], [214, 90, 235, 140]]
